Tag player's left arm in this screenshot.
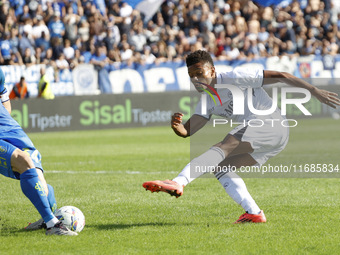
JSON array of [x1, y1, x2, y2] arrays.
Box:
[[263, 70, 340, 108]]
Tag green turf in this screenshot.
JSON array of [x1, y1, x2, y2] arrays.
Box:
[[0, 118, 339, 254]]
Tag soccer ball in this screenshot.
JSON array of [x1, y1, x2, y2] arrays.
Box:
[[55, 206, 85, 233]]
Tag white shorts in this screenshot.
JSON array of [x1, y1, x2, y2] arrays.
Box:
[[229, 119, 289, 165]]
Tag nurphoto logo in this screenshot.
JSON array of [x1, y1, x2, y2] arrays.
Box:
[[200, 84, 312, 128]]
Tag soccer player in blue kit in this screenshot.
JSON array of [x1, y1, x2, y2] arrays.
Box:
[[0, 68, 77, 236]]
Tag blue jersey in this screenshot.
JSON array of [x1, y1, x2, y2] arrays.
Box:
[[0, 68, 43, 179], [0, 68, 21, 132]]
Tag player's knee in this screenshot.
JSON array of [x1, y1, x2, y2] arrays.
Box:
[[215, 143, 236, 157], [11, 149, 35, 174], [214, 135, 240, 154]]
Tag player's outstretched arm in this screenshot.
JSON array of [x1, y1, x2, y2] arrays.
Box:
[[171, 113, 208, 138], [263, 70, 340, 108]]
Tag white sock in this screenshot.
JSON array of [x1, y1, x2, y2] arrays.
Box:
[[216, 171, 261, 214], [46, 217, 59, 228], [173, 147, 225, 186]]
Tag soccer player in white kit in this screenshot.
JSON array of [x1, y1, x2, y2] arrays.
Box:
[[143, 50, 340, 223]]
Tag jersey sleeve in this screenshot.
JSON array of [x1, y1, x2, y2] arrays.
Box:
[[219, 67, 264, 89], [0, 68, 9, 103]]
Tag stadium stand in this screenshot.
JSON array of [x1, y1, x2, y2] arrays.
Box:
[[0, 0, 339, 68]]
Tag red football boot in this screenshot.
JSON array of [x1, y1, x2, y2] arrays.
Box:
[[143, 180, 184, 198], [234, 210, 267, 224]]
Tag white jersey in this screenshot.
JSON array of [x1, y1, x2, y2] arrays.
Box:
[[194, 67, 289, 165], [194, 67, 283, 122]]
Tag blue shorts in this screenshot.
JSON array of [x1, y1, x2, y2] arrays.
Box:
[[0, 129, 43, 180]]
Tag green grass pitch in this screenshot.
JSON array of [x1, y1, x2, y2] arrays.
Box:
[[0, 118, 339, 254]]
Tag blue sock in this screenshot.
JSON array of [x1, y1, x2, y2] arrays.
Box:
[[20, 168, 55, 223], [47, 184, 57, 213]]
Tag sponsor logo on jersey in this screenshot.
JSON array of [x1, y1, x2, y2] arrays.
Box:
[[196, 82, 222, 106], [0, 156, 8, 169], [0, 146, 7, 154]]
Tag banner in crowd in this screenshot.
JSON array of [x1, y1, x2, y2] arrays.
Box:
[[253, 0, 292, 7], [1, 64, 74, 97], [2, 55, 340, 97], [125, 0, 165, 21]]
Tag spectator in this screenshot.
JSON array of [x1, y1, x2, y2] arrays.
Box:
[[9, 26, 22, 57], [88, 5, 105, 40], [48, 14, 65, 39], [22, 47, 36, 67], [18, 30, 34, 57], [44, 3, 56, 25], [141, 45, 156, 65], [119, 2, 133, 36], [130, 25, 147, 52], [104, 17, 121, 51], [52, 0, 66, 18], [9, 76, 29, 100], [90, 44, 112, 93], [108, 46, 122, 65], [55, 53, 69, 70], [78, 19, 90, 45], [13, 1, 26, 19], [120, 41, 133, 63], [258, 26, 269, 43], [0, 32, 12, 65], [22, 19, 34, 42], [0, 2, 10, 32], [35, 31, 50, 54], [32, 16, 50, 41], [69, 48, 82, 69], [63, 39, 75, 62], [42, 48, 57, 70], [38, 67, 55, 100], [18, 5, 31, 23], [9, 52, 23, 65], [35, 46, 43, 64], [50, 37, 64, 60], [63, 5, 80, 44]]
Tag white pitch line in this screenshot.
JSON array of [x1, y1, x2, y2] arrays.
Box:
[[47, 170, 178, 175]]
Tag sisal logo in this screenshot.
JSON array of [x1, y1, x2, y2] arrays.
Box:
[[200, 84, 312, 116]]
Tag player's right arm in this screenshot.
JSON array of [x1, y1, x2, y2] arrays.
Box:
[[0, 68, 11, 114], [171, 112, 209, 138], [263, 70, 340, 108], [2, 100, 11, 114], [1, 87, 11, 113]]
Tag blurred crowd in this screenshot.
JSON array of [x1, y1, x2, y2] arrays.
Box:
[[0, 0, 340, 70]]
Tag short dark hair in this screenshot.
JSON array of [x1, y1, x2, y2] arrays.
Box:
[[186, 50, 214, 67]]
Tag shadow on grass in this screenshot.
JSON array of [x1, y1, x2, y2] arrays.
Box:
[[0, 227, 37, 236], [0, 222, 198, 235], [90, 222, 178, 230]]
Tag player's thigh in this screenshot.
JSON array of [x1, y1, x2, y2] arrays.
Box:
[[218, 153, 257, 170], [0, 139, 23, 179], [214, 134, 254, 156], [214, 153, 257, 179], [0, 139, 44, 179], [4, 129, 44, 172], [11, 148, 36, 173], [229, 123, 289, 165]]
